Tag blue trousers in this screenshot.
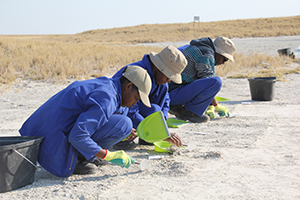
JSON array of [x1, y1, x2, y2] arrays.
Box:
[[169, 77, 222, 116], [90, 114, 133, 150]]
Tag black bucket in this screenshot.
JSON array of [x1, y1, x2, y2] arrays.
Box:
[[277, 48, 291, 56], [0, 136, 43, 193], [248, 77, 276, 101]]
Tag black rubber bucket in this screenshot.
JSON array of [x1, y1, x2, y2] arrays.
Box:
[[277, 48, 291, 56], [248, 77, 276, 101], [0, 136, 43, 193]]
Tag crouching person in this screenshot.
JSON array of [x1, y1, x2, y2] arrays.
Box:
[[19, 66, 151, 177]]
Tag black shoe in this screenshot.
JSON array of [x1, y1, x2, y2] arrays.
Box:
[[112, 140, 138, 150], [92, 157, 109, 166], [183, 114, 210, 123], [73, 161, 98, 175], [138, 138, 154, 146], [169, 104, 183, 115], [174, 106, 210, 123], [77, 156, 108, 167]]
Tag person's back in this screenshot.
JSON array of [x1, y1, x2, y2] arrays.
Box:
[[180, 37, 215, 84], [20, 77, 124, 140]]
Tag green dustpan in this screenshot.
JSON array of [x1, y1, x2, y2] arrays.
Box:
[[136, 111, 170, 143], [166, 118, 188, 128], [215, 96, 229, 101], [153, 140, 186, 153], [153, 141, 172, 153]]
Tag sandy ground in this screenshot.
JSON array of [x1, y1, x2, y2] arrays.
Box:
[[1, 36, 300, 199]]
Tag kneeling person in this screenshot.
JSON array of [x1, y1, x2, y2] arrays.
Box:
[[19, 66, 151, 177], [169, 36, 236, 122]]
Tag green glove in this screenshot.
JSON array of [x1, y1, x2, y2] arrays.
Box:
[[205, 105, 215, 119], [215, 104, 230, 117], [103, 150, 135, 168]]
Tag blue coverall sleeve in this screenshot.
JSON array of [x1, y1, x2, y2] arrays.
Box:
[[68, 91, 116, 161], [161, 92, 170, 120]]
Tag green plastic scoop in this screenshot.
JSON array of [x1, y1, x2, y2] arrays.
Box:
[[153, 141, 172, 153], [215, 96, 229, 101], [136, 111, 170, 143], [166, 118, 188, 128], [153, 140, 186, 153]]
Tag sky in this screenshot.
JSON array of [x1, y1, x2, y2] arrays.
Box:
[[0, 0, 299, 35]]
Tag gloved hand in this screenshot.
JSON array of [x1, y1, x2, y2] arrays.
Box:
[[215, 104, 230, 117], [205, 105, 215, 119], [103, 150, 135, 168]]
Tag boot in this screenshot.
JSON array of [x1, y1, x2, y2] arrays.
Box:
[[138, 138, 153, 146], [173, 106, 210, 123], [112, 140, 138, 150], [73, 160, 98, 175]]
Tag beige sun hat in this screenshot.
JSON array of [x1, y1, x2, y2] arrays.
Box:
[[149, 45, 187, 84], [214, 37, 236, 62], [122, 65, 152, 107]]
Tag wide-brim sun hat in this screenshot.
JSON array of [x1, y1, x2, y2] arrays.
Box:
[[122, 65, 151, 107], [214, 36, 236, 62], [149, 45, 187, 84]]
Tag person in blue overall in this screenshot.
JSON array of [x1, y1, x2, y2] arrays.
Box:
[[112, 45, 187, 149], [168, 36, 236, 122], [19, 66, 152, 177]]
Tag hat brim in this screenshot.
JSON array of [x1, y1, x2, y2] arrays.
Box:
[[222, 53, 234, 62], [149, 52, 182, 84], [215, 47, 234, 62], [167, 73, 182, 84], [139, 89, 151, 108]]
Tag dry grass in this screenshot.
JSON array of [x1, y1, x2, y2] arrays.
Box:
[[216, 53, 299, 81], [1, 15, 300, 86], [0, 38, 161, 84]]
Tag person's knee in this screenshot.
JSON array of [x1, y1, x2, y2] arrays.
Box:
[[140, 103, 161, 118], [103, 115, 133, 143], [213, 77, 222, 91], [117, 116, 133, 136], [98, 115, 133, 139]]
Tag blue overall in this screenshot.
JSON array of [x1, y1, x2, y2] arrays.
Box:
[[113, 54, 170, 129], [19, 77, 132, 177], [169, 77, 222, 116], [169, 37, 222, 116]]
